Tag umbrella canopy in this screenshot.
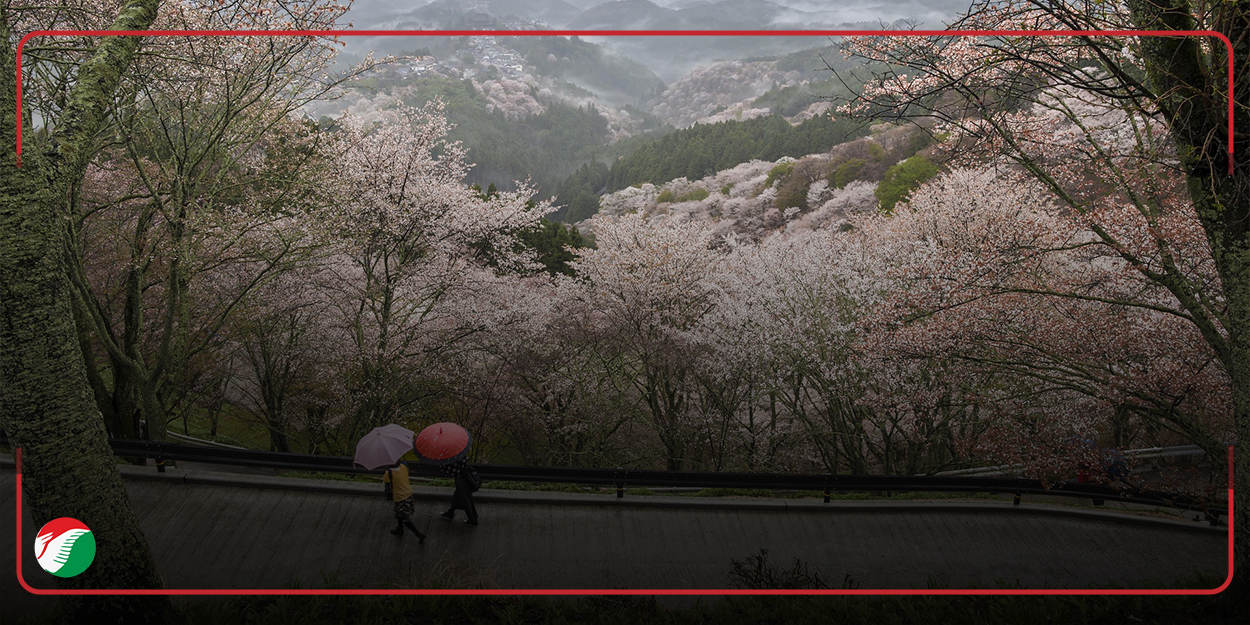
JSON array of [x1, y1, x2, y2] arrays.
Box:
[[353, 424, 415, 470], [414, 422, 472, 466]]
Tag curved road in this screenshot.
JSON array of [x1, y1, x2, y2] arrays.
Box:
[[2, 464, 1227, 614]]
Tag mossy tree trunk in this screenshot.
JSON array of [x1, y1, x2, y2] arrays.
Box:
[[0, 1, 173, 621]]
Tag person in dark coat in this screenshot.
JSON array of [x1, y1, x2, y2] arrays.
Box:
[[440, 458, 479, 525]]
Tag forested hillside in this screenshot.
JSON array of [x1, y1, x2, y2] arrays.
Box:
[[648, 60, 803, 127], [547, 113, 870, 222], [358, 76, 615, 192], [587, 124, 939, 240], [604, 114, 869, 191]]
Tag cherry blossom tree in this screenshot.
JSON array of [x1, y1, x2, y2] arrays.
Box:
[[60, 2, 376, 443], [716, 227, 981, 475], [570, 213, 726, 470], [226, 264, 342, 452], [838, 3, 1242, 443], [318, 103, 551, 446], [1, 0, 357, 610], [851, 167, 1225, 478], [836, 0, 1246, 579], [70, 119, 328, 443], [692, 248, 802, 472], [461, 276, 641, 467]]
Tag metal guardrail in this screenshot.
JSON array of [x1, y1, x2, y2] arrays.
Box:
[[933, 445, 1209, 477], [0, 433, 1227, 520], [167, 431, 249, 450]]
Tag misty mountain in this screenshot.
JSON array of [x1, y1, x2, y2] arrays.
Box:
[[632, 43, 864, 126], [404, 0, 580, 27], [564, 0, 891, 81], [353, 0, 614, 29], [566, 0, 842, 30], [668, 0, 713, 8], [566, 0, 675, 29], [649, 59, 800, 127], [341, 1, 974, 82], [500, 36, 666, 108], [566, 0, 975, 30], [346, 0, 975, 30]]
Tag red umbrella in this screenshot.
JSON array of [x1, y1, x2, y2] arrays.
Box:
[[414, 422, 472, 465]]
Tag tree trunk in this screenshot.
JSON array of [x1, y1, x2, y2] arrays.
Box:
[[1123, 0, 1247, 600], [0, 2, 173, 621], [70, 296, 118, 432], [1222, 259, 1249, 600], [139, 382, 166, 441]]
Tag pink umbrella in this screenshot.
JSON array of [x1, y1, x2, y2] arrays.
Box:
[[414, 422, 472, 466], [353, 424, 415, 470]]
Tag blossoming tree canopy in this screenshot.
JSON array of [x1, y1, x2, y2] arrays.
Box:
[[834, 0, 1245, 580], [2, 0, 360, 616]]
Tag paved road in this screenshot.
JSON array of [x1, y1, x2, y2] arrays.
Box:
[[1, 465, 1227, 616]]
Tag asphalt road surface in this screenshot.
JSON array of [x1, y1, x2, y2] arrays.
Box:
[[1, 464, 1227, 617]]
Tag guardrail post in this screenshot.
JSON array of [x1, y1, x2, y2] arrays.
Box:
[[1013, 492, 1021, 506], [155, 457, 166, 473], [823, 475, 831, 503], [615, 467, 624, 499]]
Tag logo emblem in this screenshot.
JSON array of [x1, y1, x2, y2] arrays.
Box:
[[34, 518, 96, 578]]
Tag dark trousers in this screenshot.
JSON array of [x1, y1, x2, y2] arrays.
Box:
[[449, 473, 478, 522]]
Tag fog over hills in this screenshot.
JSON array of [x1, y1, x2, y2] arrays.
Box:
[[315, 1, 978, 205], [346, 0, 971, 28], [342, 1, 974, 80]]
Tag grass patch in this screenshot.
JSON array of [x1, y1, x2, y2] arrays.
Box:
[[479, 480, 608, 494], [683, 489, 1002, 501], [693, 488, 821, 499], [175, 404, 277, 451]]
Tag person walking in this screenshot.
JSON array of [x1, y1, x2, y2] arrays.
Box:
[[384, 461, 426, 542], [440, 458, 480, 526]]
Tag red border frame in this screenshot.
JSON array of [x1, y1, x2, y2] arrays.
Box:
[[12, 446, 1234, 595], [9, 27, 1239, 596], [12, 29, 1238, 173]]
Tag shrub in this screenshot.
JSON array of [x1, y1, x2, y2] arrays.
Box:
[[774, 176, 812, 210], [829, 158, 867, 189], [681, 188, 710, 202], [654, 187, 709, 204], [763, 162, 794, 188], [876, 155, 940, 214], [728, 548, 838, 590], [774, 158, 826, 211], [867, 140, 886, 160]]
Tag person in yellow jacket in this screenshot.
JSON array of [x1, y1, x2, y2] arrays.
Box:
[[384, 461, 426, 542]]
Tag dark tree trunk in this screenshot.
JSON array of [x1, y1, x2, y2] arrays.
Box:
[[1124, 0, 1248, 600], [0, 2, 173, 621]]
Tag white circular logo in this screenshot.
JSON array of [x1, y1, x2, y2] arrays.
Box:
[[34, 517, 96, 578]]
